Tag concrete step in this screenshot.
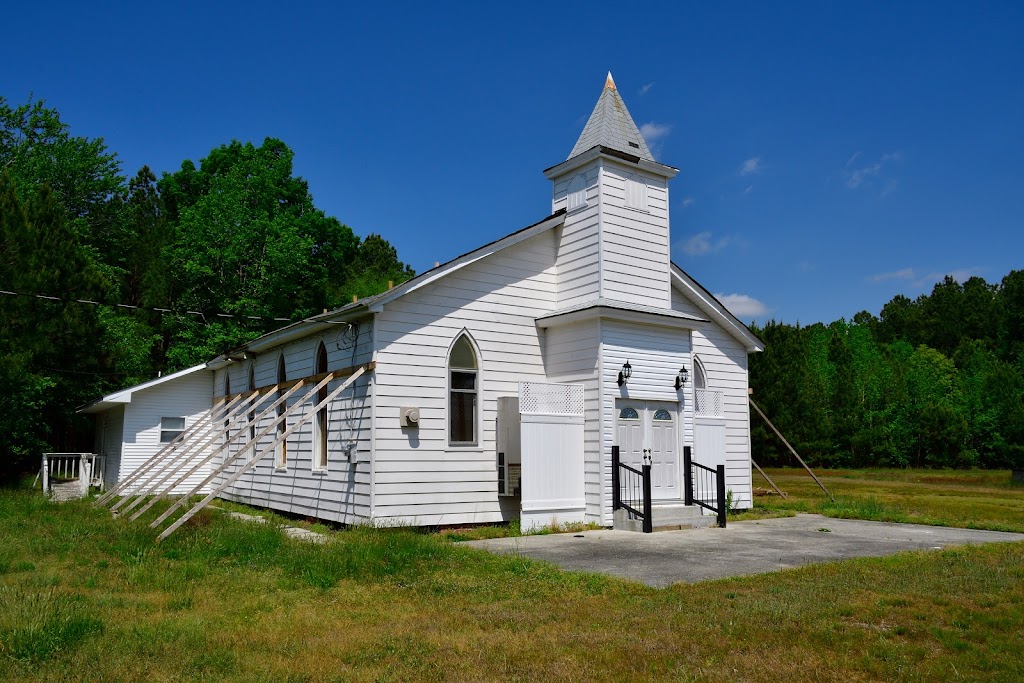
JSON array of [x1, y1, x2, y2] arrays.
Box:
[[49, 480, 86, 502], [613, 504, 718, 532]]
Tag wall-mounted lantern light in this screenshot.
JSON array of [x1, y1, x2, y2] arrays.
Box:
[[617, 360, 632, 387], [674, 367, 689, 390]]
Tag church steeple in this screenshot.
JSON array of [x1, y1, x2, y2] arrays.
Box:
[[568, 72, 655, 161]]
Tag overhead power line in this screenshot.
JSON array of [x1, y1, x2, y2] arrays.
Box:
[[0, 288, 296, 324]]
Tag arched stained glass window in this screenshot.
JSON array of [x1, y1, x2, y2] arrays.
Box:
[[653, 409, 673, 421], [449, 334, 478, 446], [618, 406, 640, 420]]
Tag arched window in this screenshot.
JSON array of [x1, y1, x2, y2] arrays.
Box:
[[618, 406, 640, 420], [653, 409, 673, 421], [223, 373, 231, 444], [313, 341, 329, 470], [247, 362, 256, 461], [448, 333, 478, 447], [275, 354, 288, 468], [567, 173, 588, 212], [693, 357, 707, 390]]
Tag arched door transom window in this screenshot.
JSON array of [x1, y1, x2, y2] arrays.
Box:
[[693, 357, 707, 390]]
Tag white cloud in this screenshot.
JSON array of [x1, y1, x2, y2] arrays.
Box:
[[798, 261, 816, 272], [743, 185, 754, 195], [639, 82, 655, 96], [639, 122, 671, 141], [681, 196, 695, 208], [715, 293, 769, 318], [680, 231, 733, 256], [639, 122, 672, 157], [844, 150, 903, 193], [868, 266, 984, 287], [868, 267, 916, 283], [739, 156, 762, 176]]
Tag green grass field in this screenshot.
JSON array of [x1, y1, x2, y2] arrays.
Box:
[[1, 470, 1022, 682]]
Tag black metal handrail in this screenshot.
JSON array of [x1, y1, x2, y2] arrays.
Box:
[[683, 446, 726, 528], [611, 446, 652, 533]]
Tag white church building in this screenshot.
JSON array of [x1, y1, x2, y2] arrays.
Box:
[[84, 74, 764, 533]]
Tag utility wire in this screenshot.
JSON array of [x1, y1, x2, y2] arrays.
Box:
[[0, 288, 296, 324]]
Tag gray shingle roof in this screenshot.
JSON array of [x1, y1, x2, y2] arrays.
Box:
[[568, 73, 654, 162]]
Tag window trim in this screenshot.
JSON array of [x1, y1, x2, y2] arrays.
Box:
[[312, 340, 329, 472], [160, 416, 186, 444], [446, 331, 481, 450], [247, 362, 257, 461], [275, 353, 288, 470]]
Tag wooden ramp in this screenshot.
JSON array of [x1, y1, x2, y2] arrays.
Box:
[[95, 362, 374, 542]]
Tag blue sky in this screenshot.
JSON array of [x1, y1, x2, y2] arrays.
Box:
[[3, 1, 1022, 325]]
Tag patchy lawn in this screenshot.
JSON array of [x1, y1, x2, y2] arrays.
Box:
[[1, 473, 1022, 681]]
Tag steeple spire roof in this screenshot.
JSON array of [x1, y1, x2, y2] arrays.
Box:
[[568, 72, 654, 162]]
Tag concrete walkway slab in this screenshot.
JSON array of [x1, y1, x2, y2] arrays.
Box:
[[463, 514, 1024, 588]]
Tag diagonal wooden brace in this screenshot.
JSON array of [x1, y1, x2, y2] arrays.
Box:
[[112, 391, 259, 514], [134, 376, 313, 523], [118, 390, 267, 518], [95, 395, 231, 507], [147, 372, 335, 528], [156, 366, 367, 542]]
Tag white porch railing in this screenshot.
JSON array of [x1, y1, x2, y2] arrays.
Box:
[[695, 389, 724, 418], [40, 453, 107, 498]]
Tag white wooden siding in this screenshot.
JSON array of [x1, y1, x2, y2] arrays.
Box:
[[542, 321, 602, 520], [552, 164, 601, 307], [599, 161, 671, 308], [671, 287, 754, 508], [213, 321, 374, 525], [600, 320, 692, 525], [373, 232, 558, 526], [118, 370, 214, 494]]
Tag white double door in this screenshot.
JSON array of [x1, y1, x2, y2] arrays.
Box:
[[616, 400, 681, 501]]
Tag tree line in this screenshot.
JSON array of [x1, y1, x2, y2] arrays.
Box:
[[0, 97, 413, 479], [750, 273, 1024, 470]]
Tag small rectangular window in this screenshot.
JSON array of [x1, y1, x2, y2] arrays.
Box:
[[160, 416, 186, 443]]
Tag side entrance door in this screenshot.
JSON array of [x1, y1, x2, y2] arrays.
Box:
[[616, 400, 681, 501]]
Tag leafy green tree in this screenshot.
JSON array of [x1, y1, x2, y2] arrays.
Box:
[[0, 97, 123, 252], [158, 138, 413, 367], [0, 174, 111, 477]]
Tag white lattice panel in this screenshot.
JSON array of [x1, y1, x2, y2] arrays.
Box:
[[519, 382, 584, 416], [695, 389, 723, 418]]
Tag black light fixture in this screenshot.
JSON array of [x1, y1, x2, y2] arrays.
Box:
[[617, 360, 632, 387], [674, 367, 689, 390]]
